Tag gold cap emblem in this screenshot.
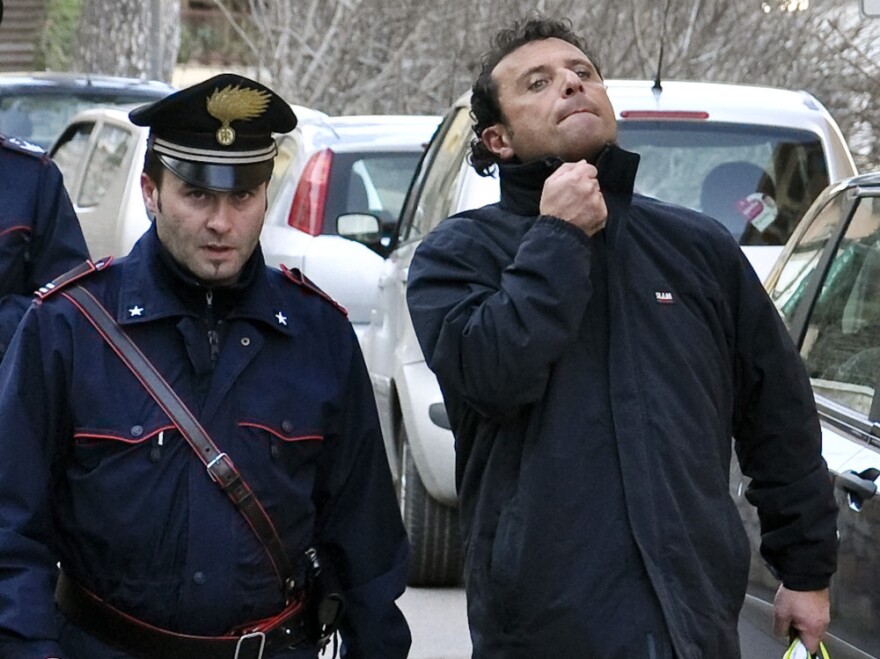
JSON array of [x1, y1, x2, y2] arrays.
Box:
[[206, 84, 271, 146]]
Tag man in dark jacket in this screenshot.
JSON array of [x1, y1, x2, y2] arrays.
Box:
[[406, 17, 837, 659], [0, 132, 88, 362], [0, 74, 410, 658], [0, 0, 90, 362]]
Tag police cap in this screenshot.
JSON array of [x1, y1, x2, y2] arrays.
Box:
[[129, 73, 297, 191]]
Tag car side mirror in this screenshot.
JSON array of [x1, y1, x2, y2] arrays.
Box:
[[337, 212, 381, 245]]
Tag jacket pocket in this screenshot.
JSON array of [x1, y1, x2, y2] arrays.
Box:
[[236, 408, 325, 476], [488, 499, 523, 603], [72, 422, 174, 473]]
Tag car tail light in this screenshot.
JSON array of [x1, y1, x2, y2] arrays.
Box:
[[288, 148, 334, 235], [619, 110, 709, 120]]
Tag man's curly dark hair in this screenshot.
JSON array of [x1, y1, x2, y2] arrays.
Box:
[[469, 16, 602, 177]]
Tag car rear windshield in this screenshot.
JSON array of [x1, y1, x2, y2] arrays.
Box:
[[617, 121, 830, 247], [0, 93, 154, 149], [324, 151, 424, 233]]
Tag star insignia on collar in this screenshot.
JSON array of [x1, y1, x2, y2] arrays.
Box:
[[275, 311, 288, 326], [128, 305, 145, 317]]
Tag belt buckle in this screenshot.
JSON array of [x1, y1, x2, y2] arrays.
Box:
[[206, 452, 229, 483], [234, 631, 266, 659]]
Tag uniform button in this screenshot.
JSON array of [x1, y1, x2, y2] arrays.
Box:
[[131, 425, 144, 438], [281, 420, 294, 433], [193, 571, 206, 585], [241, 337, 251, 346]]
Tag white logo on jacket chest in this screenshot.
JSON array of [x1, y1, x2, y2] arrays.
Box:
[[655, 291, 675, 304]]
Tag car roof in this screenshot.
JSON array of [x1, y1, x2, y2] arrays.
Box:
[[0, 71, 176, 96], [51, 106, 440, 168], [606, 79, 839, 128], [53, 102, 330, 134], [296, 114, 442, 152], [453, 78, 840, 126]]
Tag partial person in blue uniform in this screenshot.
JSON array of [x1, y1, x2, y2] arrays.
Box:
[[0, 73, 410, 658], [406, 16, 838, 659], [0, 1, 89, 361]]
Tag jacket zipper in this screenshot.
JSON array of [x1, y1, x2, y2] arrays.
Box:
[[206, 290, 220, 366]]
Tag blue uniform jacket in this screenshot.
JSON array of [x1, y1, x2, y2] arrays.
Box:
[[406, 146, 838, 658], [0, 227, 410, 658], [0, 134, 89, 360]]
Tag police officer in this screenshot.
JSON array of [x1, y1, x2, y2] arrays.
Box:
[[0, 74, 410, 658], [0, 1, 89, 362]]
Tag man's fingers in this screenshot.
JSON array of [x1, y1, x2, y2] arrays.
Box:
[[539, 160, 607, 235], [773, 586, 830, 655], [773, 608, 792, 640], [799, 631, 823, 655]]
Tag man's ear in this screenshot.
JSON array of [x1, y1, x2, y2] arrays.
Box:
[[141, 173, 160, 214], [481, 124, 515, 161]]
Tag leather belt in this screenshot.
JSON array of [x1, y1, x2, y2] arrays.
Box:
[[56, 571, 310, 659]]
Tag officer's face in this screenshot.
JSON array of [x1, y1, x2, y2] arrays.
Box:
[[142, 171, 266, 286], [480, 38, 617, 164]]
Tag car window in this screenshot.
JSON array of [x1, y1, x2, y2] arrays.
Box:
[[78, 124, 134, 208], [357, 155, 422, 219], [795, 195, 880, 414], [618, 122, 830, 247], [405, 107, 473, 241], [51, 122, 95, 193], [770, 194, 848, 327], [0, 93, 156, 149], [324, 153, 422, 229]]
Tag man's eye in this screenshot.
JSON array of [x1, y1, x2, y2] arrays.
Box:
[[528, 78, 548, 91], [576, 69, 592, 79]]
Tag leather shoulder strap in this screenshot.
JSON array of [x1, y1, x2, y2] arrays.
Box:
[[62, 285, 295, 592], [36, 257, 113, 300]]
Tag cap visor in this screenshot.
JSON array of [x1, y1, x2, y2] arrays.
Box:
[[159, 155, 274, 192]]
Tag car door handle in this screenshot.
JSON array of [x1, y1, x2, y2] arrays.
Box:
[[838, 468, 879, 512]]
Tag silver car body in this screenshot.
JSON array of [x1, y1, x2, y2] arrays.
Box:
[[734, 172, 880, 657]]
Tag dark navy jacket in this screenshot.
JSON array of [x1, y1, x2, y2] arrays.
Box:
[[406, 146, 838, 658], [0, 227, 410, 658], [0, 134, 89, 360]]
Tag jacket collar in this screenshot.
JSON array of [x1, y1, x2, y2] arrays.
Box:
[[498, 144, 640, 217], [115, 225, 295, 336]]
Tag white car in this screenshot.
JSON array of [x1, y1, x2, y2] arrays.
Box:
[[48, 107, 438, 312], [359, 80, 858, 586]]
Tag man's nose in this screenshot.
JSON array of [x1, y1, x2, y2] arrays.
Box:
[[207, 198, 235, 232], [561, 70, 584, 96]]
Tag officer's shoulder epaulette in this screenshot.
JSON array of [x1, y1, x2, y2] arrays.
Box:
[[36, 257, 114, 300], [0, 134, 47, 160], [281, 265, 348, 317]]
